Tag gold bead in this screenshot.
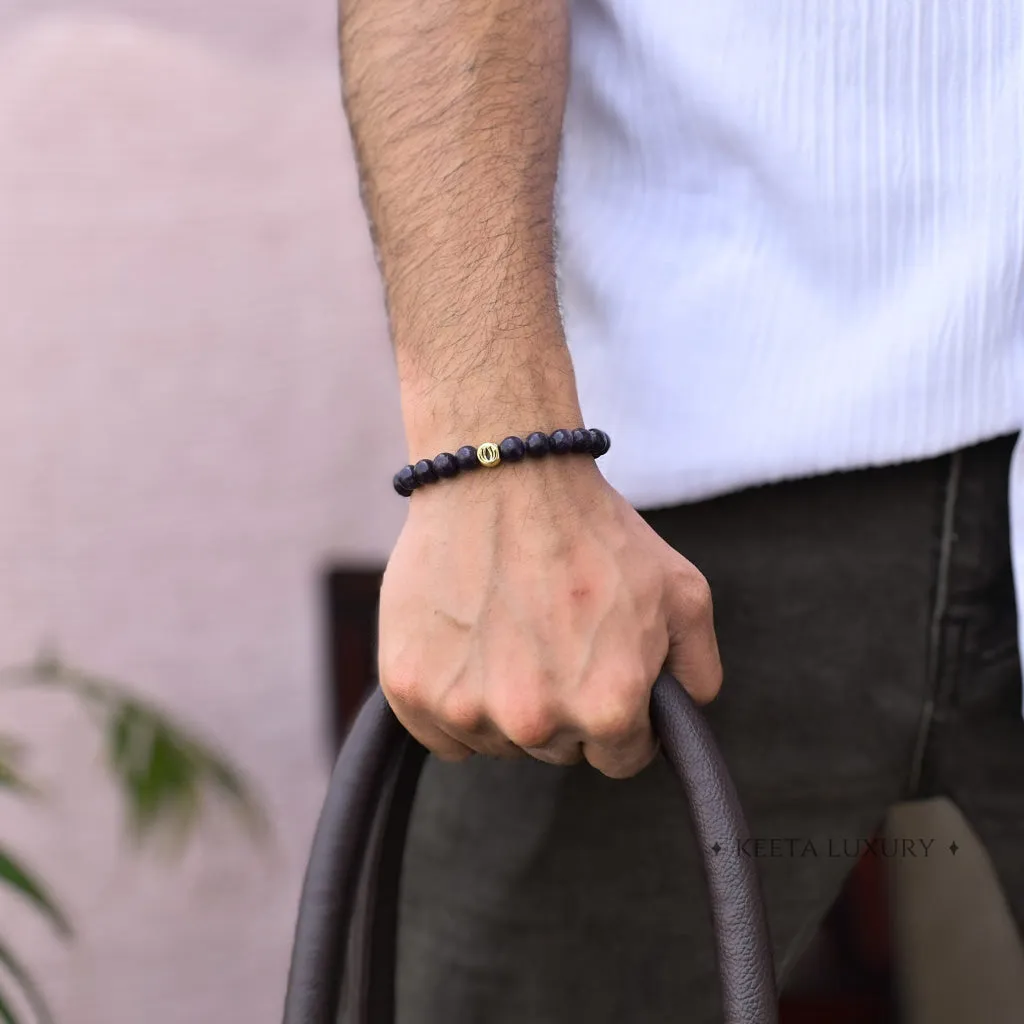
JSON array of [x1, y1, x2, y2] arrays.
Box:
[[476, 442, 501, 467]]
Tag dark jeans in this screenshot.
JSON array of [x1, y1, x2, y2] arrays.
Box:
[[394, 433, 1024, 1023]]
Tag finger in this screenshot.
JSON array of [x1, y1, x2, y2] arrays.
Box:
[[390, 710, 475, 762], [403, 706, 521, 759], [490, 691, 580, 764], [379, 674, 475, 758], [395, 688, 526, 759], [573, 682, 659, 779], [428, 688, 527, 758], [476, 745, 529, 760], [663, 568, 723, 704], [521, 739, 585, 766], [583, 726, 659, 779], [449, 728, 526, 759]]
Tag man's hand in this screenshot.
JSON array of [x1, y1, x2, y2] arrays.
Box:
[[378, 455, 722, 779], [340, 0, 719, 772]]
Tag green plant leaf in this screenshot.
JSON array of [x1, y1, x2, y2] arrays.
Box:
[[0, 647, 268, 1024], [102, 700, 268, 847], [0, 739, 37, 798], [0, 982, 19, 1024], [0, 937, 55, 1024], [2, 650, 268, 850], [0, 848, 71, 939]]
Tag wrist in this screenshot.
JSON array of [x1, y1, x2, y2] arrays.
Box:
[[405, 440, 607, 509], [395, 419, 610, 500], [398, 362, 584, 464], [401, 406, 586, 464]]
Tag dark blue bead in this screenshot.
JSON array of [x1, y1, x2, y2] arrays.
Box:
[[524, 431, 550, 457], [588, 428, 610, 457], [393, 464, 417, 496], [413, 458, 439, 485], [498, 435, 526, 462], [433, 452, 460, 478], [549, 428, 573, 454], [571, 428, 592, 453], [455, 445, 480, 470]]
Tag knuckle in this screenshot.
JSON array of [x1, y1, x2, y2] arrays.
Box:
[[498, 701, 560, 750], [681, 571, 714, 622], [437, 688, 486, 735], [380, 668, 424, 712], [580, 688, 644, 744]]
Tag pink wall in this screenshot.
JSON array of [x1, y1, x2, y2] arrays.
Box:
[[0, 4, 404, 1020]]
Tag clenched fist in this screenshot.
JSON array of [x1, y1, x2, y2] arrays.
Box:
[[377, 453, 722, 779]]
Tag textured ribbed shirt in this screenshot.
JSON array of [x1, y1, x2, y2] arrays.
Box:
[[557, 0, 1024, 697]]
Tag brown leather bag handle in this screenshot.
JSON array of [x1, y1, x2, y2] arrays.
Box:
[[282, 673, 779, 1024]]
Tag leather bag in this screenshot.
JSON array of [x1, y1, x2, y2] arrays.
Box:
[[282, 671, 779, 1023]]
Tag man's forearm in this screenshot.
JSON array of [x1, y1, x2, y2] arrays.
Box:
[[340, 0, 581, 458]]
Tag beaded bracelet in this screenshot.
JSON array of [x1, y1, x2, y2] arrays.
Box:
[[392, 427, 611, 497]]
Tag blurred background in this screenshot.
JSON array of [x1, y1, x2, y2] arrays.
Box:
[[4, 3, 1024, 1023], [0, 1, 406, 1020]]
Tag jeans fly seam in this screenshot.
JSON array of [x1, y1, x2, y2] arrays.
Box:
[[906, 449, 963, 797]]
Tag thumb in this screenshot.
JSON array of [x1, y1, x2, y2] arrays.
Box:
[[662, 562, 723, 705]]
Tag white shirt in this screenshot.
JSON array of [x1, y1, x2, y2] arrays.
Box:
[[557, 0, 1024, 700]]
